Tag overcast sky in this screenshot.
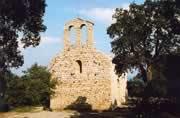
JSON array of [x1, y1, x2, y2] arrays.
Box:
[[13, 0, 144, 78]]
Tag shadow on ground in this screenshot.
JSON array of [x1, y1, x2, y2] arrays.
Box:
[[69, 108, 132, 118], [65, 96, 131, 118], [69, 108, 180, 118], [63, 96, 180, 118]]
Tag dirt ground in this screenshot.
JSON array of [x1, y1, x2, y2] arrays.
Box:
[[0, 110, 129, 118], [0, 111, 76, 118]]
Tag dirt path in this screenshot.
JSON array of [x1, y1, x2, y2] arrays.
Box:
[[0, 111, 76, 118]]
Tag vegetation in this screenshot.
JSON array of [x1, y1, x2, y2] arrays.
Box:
[[108, 0, 180, 117], [0, 0, 46, 107], [107, 0, 180, 82], [4, 64, 57, 110], [11, 106, 41, 113], [127, 76, 145, 97]]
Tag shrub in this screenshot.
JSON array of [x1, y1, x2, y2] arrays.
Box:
[[5, 64, 57, 108]]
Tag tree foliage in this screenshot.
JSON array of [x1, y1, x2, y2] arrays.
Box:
[[0, 0, 46, 100], [5, 64, 57, 108], [127, 74, 145, 97], [0, 0, 46, 71], [107, 0, 180, 81]]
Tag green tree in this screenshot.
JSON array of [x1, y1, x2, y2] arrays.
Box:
[[127, 74, 145, 97], [21, 64, 57, 108], [5, 64, 57, 109], [107, 0, 180, 82], [0, 0, 46, 102]]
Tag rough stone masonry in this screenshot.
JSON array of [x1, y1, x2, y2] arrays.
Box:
[[49, 18, 127, 110]]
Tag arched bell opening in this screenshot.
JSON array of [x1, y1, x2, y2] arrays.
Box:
[[69, 25, 76, 45], [80, 24, 88, 46]]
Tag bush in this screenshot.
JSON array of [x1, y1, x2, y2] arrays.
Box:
[[5, 64, 57, 108], [65, 96, 92, 112], [127, 79, 145, 97]]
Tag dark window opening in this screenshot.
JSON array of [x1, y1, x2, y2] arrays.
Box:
[[76, 60, 82, 73]]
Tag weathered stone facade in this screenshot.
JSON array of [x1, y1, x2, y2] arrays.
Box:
[[49, 18, 127, 110]]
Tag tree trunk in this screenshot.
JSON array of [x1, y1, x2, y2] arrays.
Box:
[[147, 65, 153, 81], [0, 72, 6, 104], [147, 63, 162, 81], [139, 64, 154, 82], [139, 64, 148, 82]]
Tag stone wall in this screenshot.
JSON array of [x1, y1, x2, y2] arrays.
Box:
[[49, 48, 113, 110], [49, 18, 127, 110], [51, 79, 112, 110]]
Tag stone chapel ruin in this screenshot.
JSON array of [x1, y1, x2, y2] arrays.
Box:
[[49, 18, 127, 110]]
